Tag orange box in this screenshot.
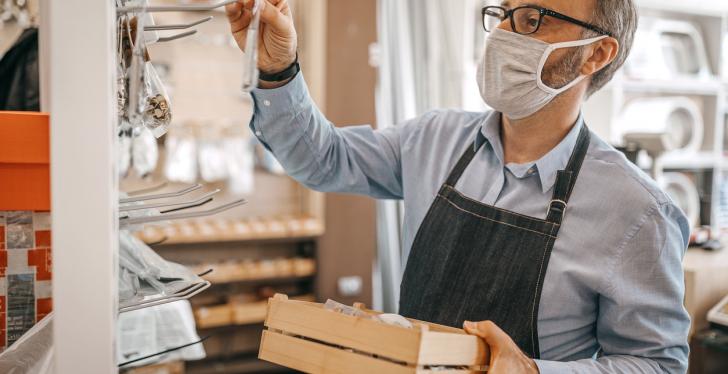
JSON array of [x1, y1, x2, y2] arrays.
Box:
[[0, 112, 50, 211]]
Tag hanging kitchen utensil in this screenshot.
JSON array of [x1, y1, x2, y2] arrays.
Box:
[[241, 0, 261, 92]]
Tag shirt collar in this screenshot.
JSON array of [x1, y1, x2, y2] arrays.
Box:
[[475, 112, 585, 194]]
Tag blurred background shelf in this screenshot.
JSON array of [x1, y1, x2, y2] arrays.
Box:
[[620, 78, 723, 96], [138, 216, 325, 246]]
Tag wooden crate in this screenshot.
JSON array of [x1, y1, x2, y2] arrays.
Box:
[[123, 361, 184, 374], [259, 294, 489, 373]]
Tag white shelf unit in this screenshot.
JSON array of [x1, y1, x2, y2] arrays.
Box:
[[45, 0, 119, 373], [584, 1, 728, 235]]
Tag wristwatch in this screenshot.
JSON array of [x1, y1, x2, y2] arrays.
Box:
[[259, 56, 300, 82]]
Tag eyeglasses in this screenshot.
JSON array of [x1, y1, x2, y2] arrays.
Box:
[[482, 5, 613, 37]]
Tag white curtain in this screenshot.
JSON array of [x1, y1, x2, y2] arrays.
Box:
[[373, 0, 484, 312]]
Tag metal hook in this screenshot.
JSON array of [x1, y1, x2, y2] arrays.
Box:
[[120, 184, 202, 204], [159, 196, 214, 214], [125, 182, 169, 196], [145, 16, 213, 31], [119, 281, 212, 313], [120, 199, 247, 226], [118, 0, 237, 13], [156, 29, 197, 42], [120, 189, 220, 212]]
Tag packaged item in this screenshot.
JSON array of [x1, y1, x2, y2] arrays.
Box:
[[0, 313, 53, 374], [117, 300, 205, 368], [224, 135, 255, 195], [132, 126, 159, 178], [119, 121, 133, 177], [164, 127, 198, 184], [142, 62, 172, 138], [197, 126, 228, 183]]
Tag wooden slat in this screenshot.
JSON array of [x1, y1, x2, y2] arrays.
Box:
[[264, 298, 422, 364], [259, 331, 480, 374], [259, 330, 414, 374], [418, 331, 488, 366]]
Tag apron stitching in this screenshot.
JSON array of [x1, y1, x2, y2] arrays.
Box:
[[443, 185, 561, 226], [438, 194, 557, 239], [530, 236, 554, 357]]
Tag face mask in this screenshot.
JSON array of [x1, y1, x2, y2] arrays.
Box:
[[477, 28, 607, 120]]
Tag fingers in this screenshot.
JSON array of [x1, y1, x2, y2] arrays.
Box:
[[228, 0, 290, 36], [464, 320, 508, 348], [225, 0, 243, 22], [259, 0, 292, 31], [226, 0, 252, 37]]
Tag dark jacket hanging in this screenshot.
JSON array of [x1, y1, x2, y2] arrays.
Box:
[[0, 27, 40, 111]]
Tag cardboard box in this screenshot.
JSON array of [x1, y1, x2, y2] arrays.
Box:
[[259, 294, 489, 374], [0, 112, 50, 211]]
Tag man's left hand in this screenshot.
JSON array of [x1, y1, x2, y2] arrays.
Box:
[[463, 321, 540, 374]]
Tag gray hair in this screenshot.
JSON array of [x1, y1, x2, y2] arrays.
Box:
[[584, 0, 639, 97]]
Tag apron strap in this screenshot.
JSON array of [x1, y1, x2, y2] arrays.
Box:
[[546, 125, 591, 224], [445, 123, 591, 225], [445, 142, 485, 187]]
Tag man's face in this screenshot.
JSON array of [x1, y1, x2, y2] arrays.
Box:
[[497, 0, 598, 89]]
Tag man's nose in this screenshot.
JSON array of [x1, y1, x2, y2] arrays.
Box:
[[496, 18, 510, 31]]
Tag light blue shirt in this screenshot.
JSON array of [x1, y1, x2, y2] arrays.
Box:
[[250, 73, 691, 373]]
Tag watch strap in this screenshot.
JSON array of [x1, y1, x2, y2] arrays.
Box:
[[259, 57, 300, 82]]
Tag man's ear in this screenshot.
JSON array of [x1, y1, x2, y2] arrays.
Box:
[[581, 37, 619, 76]]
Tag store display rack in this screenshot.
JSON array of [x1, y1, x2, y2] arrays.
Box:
[[41, 0, 325, 372]]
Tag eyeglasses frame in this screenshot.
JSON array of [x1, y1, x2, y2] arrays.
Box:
[[481, 5, 614, 37]]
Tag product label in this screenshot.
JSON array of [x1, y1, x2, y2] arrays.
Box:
[[6, 211, 34, 250], [6, 273, 35, 346]]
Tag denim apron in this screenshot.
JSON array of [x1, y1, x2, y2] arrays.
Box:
[[399, 125, 590, 358]]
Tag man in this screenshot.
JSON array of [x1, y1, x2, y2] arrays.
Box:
[[226, 0, 691, 372]]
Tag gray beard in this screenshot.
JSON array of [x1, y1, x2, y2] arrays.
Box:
[[541, 46, 585, 90]]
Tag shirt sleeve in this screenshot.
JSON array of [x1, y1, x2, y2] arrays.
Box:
[[535, 202, 691, 374], [249, 72, 404, 199]]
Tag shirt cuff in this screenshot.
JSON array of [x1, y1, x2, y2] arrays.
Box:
[[534, 359, 571, 374], [249, 71, 311, 147]]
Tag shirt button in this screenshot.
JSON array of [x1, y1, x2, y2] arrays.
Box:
[[255, 131, 262, 137], [528, 168, 536, 175], [263, 100, 271, 107]]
